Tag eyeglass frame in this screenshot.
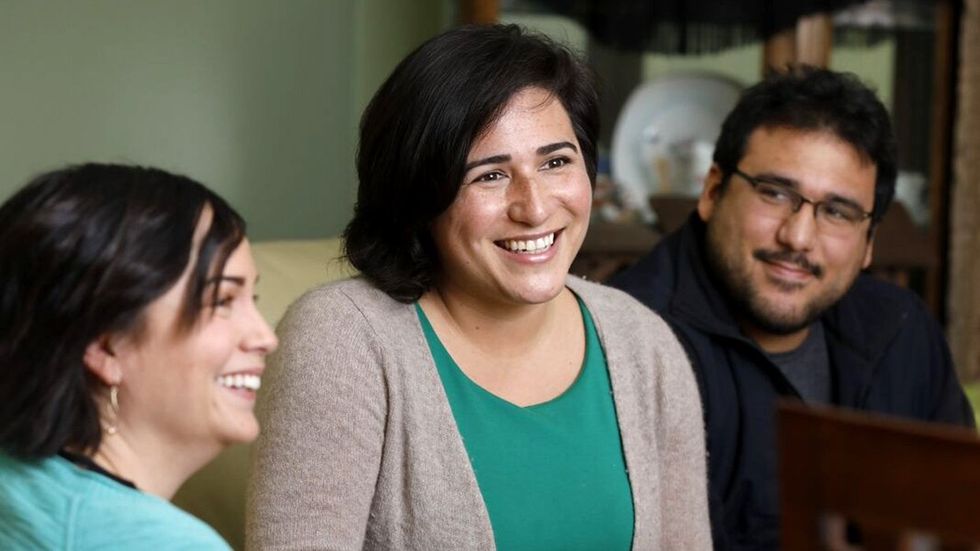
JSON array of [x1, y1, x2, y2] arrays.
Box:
[[728, 168, 874, 230]]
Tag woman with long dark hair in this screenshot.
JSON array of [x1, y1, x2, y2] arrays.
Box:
[[0, 163, 277, 549], [248, 25, 710, 550]]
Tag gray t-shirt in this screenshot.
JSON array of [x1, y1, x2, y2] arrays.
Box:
[[767, 321, 830, 404]]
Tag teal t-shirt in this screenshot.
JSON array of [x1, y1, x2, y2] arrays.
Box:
[[417, 299, 635, 550], [0, 451, 230, 550]]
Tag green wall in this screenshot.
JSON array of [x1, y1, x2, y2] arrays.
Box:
[[354, 1, 446, 117], [0, 0, 444, 240]]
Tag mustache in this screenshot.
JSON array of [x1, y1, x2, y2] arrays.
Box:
[[753, 249, 823, 278]]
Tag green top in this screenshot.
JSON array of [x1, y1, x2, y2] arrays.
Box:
[[416, 298, 634, 550]]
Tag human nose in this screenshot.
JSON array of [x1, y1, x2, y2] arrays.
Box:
[[776, 201, 818, 251], [507, 173, 549, 226], [243, 305, 278, 355]]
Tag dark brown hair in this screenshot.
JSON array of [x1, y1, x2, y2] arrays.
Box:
[[0, 163, 245, 459], [344, 24, 599, 302]]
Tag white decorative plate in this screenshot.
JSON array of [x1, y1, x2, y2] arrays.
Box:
[[610, 73, 743, 222]]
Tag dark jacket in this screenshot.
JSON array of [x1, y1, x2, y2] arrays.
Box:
[[609, 214, 975, 550]]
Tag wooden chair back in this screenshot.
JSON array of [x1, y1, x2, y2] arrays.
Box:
[[778, 401, 980, 550]]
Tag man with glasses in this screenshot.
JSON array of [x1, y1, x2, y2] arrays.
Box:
[[610, 67, 974, 549]]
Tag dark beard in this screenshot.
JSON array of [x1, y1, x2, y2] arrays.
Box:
[[704, 222, 832, 336], [736, 285, 827, 336]]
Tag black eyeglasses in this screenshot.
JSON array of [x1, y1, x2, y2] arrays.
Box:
[[731, 169, 872, 234]]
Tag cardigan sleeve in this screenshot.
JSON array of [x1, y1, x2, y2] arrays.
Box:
[[246, 285, 388, 550], [651, 314, 713, 550]]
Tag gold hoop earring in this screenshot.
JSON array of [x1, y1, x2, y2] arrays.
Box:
[[104, 385, 119, 436]]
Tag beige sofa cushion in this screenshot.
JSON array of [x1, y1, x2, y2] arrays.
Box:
[[251, 237, 355, 326], [173, 237, 354, 550]]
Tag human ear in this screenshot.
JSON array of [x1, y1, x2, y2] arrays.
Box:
[[697, 164, 725, 222], [861, 231, 875, 269], [83, 336, 123, 386]]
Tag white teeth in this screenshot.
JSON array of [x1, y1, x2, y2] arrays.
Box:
[[217, 373, 261, 391], [501, 232, 555, 253]]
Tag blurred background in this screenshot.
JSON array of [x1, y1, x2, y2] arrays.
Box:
[[1, 0, 977, 381]]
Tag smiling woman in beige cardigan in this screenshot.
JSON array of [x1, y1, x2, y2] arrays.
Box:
[[247, 24, 711, 550]]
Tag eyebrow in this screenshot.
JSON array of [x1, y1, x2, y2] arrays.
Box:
[[752, 171, 800, 188], [205, 275, 246, 287], [822, 193, 867, 212], [753, 171, 868, 211], [463, 141, 579, 173], [464, 154, 510, 173], [537, 141, 578, 156]]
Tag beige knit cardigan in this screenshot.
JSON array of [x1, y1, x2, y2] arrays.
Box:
[[246, 276, 711, 550]]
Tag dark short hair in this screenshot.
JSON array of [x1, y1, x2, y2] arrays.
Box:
[[0, 163, 245, 459], [344, 24, 599, 303], [713, 66, 897, 226]]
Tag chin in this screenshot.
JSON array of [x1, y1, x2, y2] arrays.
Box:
[[510, 278, 567, 305], [217, 416, 261, 446], [749, 299, 818, 335]]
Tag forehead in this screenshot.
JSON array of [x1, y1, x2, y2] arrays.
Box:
[[222, 238, 256, 277], [740, 127, 876, 205], [467, 87, 576, 158]]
